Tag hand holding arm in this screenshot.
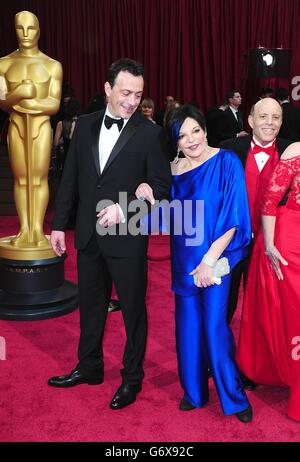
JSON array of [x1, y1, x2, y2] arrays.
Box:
[[135, 183, 155, 205]]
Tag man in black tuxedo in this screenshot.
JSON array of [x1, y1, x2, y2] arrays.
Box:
[[206, 99, 228, 147], [48, 59, 172, 410], [219, 89, 248, 142], [220, 97, 292, 389], [275, 87, 300, 142]]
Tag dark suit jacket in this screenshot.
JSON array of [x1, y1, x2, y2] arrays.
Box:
[[206, 106, 227, 147], [52, 109, 172, 257], [279, 102, 300, 142], [219, 135, 292, 167], [218, 107, 243, 142], [220, 135, 293, 207]]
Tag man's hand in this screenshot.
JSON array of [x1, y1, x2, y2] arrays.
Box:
[[190, 262, 216, 288], [265, 244, 288, 280], [50, 230, 66, 256], [237, 131, 248, 137], [97, 204, 121, 227], [135, 183, 155, 205]]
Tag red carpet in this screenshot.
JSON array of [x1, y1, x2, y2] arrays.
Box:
[[0, 214, 300, 442]]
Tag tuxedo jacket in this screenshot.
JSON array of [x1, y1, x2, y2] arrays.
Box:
[[218, 107, 243, 141], [279, 102, 300, 142], [220, 135, 293, 207], [52, 109, 172, 257], [206, 107, 227, 147], [219, 135, 292, 167]]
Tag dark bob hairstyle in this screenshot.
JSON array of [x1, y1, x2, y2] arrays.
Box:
[[166, 104, 207, 154]]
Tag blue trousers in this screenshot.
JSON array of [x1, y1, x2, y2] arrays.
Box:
[[175, 274, 249, 415]]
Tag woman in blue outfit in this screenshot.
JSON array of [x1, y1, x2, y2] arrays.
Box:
[[137, 105, 253, 422]]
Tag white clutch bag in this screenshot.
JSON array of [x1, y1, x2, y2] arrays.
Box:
[[192, 257, 230, 286], [213, 257, 230, 278]]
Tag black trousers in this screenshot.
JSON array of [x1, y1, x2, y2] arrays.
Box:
[[227, 257, 250, 324], [76, 234, 148, 385]]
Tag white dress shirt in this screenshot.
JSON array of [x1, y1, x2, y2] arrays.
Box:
[[98, 107, 129, 172], [251, 135, 274, 172], [229, 105, 239, 122], [98, 108, 129, 222]]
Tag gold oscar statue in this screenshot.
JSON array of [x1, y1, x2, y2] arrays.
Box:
[[0, 11, 62, 260]]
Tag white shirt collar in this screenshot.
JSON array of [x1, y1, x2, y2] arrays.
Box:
[[104, 107, 129, 126], [251, 135, 275, 149], [229, 105, 239, 115]]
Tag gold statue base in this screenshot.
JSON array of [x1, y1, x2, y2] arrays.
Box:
[[0, 236, 56, 260], [0, 252, 78, 320]]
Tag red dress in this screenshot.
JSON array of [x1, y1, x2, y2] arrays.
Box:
[[237, 155, 300, 421]]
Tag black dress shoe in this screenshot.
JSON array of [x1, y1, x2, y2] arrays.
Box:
[[48, 368, 103, 388], [241, 375, 257, 391], [108, 299, 121, 312], [235, 405, 253, 423], [110, 383, 142, 410], [179, 398, 196, 411]]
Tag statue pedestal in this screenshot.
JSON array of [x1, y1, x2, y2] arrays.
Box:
[[0, 255, 78, 320]]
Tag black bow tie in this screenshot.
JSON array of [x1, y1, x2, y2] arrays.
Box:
[[104, 115, 124, 132]]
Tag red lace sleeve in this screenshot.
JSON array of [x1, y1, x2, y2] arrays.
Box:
[[261, 159, 294, 216]]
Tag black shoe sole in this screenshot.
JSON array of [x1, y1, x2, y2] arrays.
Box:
[[110, 397, 137, 410], [48, 378, 103, 388], [179, 399, 196, 411], [110, 386, 141, 409], [235, 406, 253, 423]]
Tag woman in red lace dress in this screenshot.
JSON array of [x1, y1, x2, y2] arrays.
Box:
[[237, 143, 300, 421]]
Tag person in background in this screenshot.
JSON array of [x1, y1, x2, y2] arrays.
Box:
[[155, 95, 174, 126], [206, 99, 228, 147], [259, 87, 273, 99], [275, 87, 300, 142], [140, 97, 156, 123], [54, 97, 81, 171], [85, 91, 106, 114], [219, 90, 248, 142], [51, 81, 75, 133]]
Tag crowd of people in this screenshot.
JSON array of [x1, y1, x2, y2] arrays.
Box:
[[1, 47, 299, 424], [44, 59, 300, 425]]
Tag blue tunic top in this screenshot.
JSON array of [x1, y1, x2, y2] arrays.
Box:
[[170, 149, 251, 295]]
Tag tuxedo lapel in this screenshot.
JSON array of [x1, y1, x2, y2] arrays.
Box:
[[91, 111, 104, 176], [239, 136, 252, 168], [226, 107, 239, 129], [101, 110, 143, 177]]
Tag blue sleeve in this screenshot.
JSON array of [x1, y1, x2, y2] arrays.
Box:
[[213, 151, 251, 253], [140, 201, 171, 235]]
